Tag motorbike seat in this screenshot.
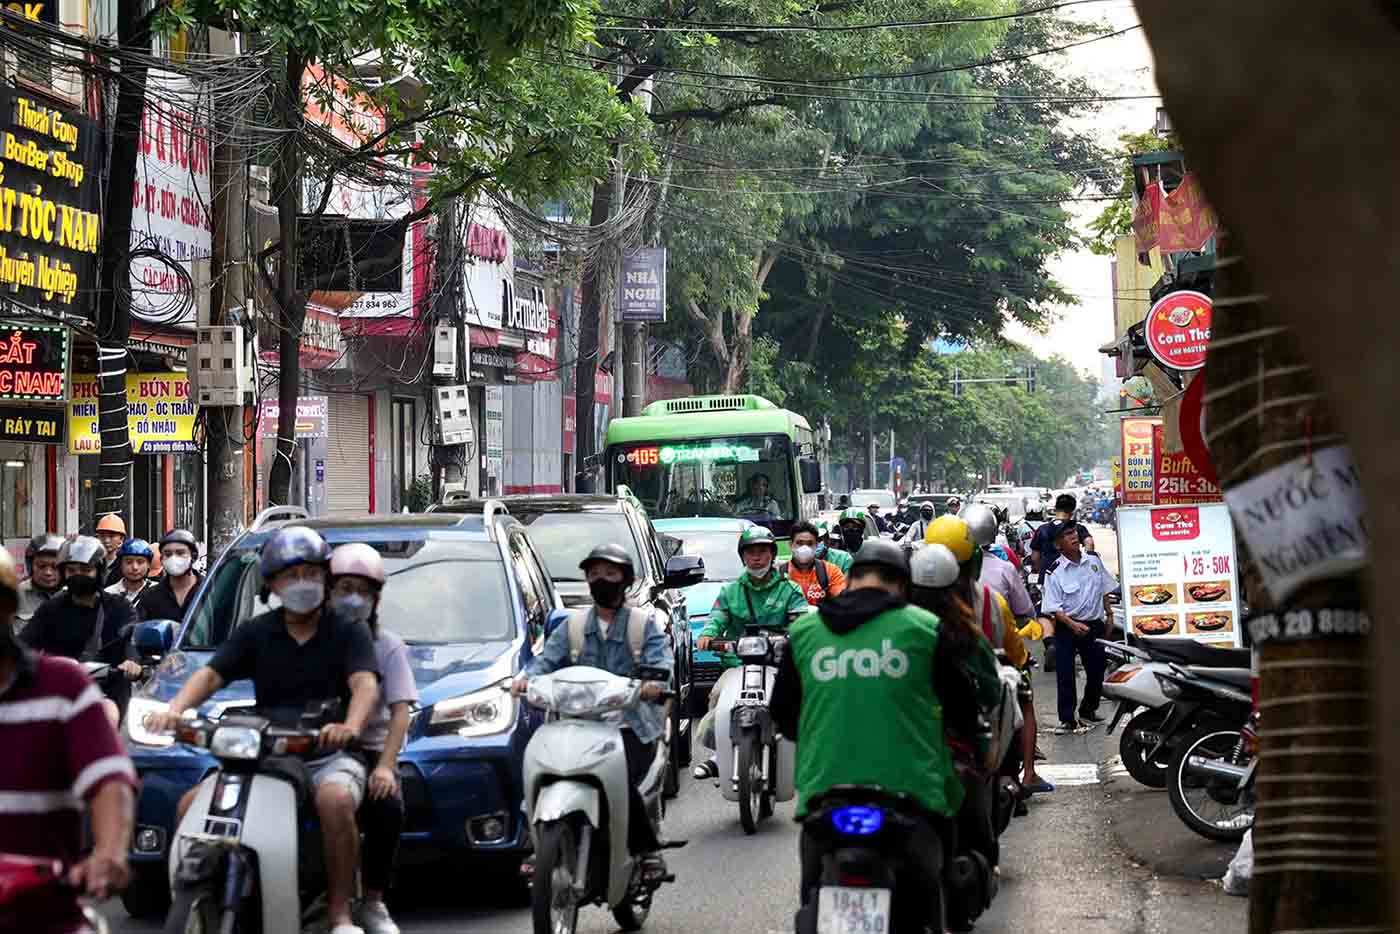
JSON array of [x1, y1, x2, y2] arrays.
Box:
[[1143, 637, 1251, 669], [1187, 667, 1252, 690]]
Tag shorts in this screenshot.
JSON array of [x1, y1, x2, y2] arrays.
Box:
[[308, 753, 368, 808]]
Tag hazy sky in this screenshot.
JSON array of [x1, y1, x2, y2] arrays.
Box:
[[1002, 1, 1160, 375]]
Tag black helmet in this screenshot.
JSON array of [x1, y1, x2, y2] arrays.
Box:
[[159, 528, 199, 554], [57, 535, 106, 572], [579, 543, 636, 586], [849, 539, 910, 582], [25, 533, 63, 577]]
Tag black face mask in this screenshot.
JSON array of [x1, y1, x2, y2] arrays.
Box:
[[589, 578, 628, 609], [841, 529, 864, 550], [66, 574, 99, 597]]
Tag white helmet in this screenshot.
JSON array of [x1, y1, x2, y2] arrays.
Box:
[[910, 544, 961, 589], [329, 542, 386, 587], [963, 504, 999, 547]]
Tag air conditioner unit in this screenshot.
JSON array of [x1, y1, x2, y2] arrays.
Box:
[[433, 325, 457, 377], [191, 326, 254, 406], [433, 384, 474, 446]]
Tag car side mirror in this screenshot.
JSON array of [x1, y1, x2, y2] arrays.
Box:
[[133, 620, 176, 661], [799, 457, 822, 494], [544, 608, 571, 641], [663, 554, 706, 589]]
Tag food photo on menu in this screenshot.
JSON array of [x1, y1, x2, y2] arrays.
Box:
[[1186, 610, 1234, 635], [1185, 580, 1231, 603], [1132, 613, 1180, 636], [1131, 583, 1179, 607]]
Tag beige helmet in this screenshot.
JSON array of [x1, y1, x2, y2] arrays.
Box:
[[910, 544, 961, 589]]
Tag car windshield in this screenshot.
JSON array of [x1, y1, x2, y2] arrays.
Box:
[[511, 512, 643, 582], [852, 490, 898, 511], [610, 434, 797, 525], [180, 538, 515, 648], [670, 530, 746, 581]]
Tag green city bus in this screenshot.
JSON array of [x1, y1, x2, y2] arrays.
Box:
[[603, 394, 825, 544]]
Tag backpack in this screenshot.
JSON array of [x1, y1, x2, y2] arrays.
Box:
[[780, 559, 829, 593], [566, 605, 653, 664]]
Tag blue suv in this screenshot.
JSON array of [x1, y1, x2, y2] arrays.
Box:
[[119, 505, 563, 919]]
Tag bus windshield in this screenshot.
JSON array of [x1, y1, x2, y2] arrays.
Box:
[[610, 434, 797, 526]]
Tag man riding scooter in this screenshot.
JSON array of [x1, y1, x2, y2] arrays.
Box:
[[16, 532, 63, 630], [512, 543, 674, 879]]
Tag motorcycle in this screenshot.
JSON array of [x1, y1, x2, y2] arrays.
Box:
[[708, 626, 797, 834], [161, 702, 349, 934], [1157, 674, 1256, 842], [1101, 637, 1252, 789], [522, 666, 681, 934], [795, 787, 942, 934], [0, 854, 108, 934]]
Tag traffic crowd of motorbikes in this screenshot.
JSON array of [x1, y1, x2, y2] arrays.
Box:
[[0, 492, 1255, 934]]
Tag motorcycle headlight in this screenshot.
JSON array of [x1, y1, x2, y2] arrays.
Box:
[[209, 726, 263, 761], [430, 680, 516, 738], [735, 636, 768, 658], [126, 697, 174, 747]]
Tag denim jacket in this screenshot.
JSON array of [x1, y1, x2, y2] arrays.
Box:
[[527, 604, 674, 743]]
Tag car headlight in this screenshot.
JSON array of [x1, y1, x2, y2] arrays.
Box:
[[429, 680, 516, 738], [209, 726, 263, 761], [126, 697, 174, 747]]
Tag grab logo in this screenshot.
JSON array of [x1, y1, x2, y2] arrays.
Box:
[[811, 640, 909, 681]]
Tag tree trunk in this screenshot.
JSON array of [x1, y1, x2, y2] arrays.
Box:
[[1133, 1, 1396, 925], [266, 51, 308, 507], [92, 0, 151, 525], [572, 179, 615, 493]]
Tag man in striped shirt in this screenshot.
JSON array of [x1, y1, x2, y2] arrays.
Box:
[[0, 547, 137, 929]]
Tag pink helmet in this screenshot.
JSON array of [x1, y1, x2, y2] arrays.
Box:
[[329, 543, 386, 587]]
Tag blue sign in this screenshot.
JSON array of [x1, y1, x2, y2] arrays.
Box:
[[618, 248, 667, 323]]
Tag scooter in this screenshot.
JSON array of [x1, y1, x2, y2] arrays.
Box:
[[709, 626, 797, 834], [0, 854, 108, 934], [162, 702, 347, 934], [1158, 677, 1257, 842], [522, 666, 681, 934]]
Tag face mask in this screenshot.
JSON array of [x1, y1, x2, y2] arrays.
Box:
[[842, 530, 864, 550], [921, 510, 934, 522], [278, 580, 325, 615], [163, 555, 192, 577], [331, 593, 373, 624], [589, 578, 627, 609], [66, 574, 99, 597], [746, 560, 773, 581], [793, 545, 816, 565], [815, 543, 827, 559]]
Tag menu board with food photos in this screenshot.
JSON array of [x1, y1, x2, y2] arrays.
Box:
[[1117, 503, 1242, 646]]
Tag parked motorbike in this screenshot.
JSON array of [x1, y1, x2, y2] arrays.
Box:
[[1161, 693, 1257, 843], [709, 626, 797, 834], [161, 702, 349, 934], [0, 854, 108, 934], [1100, 638, 1252, 789], [522, 666, 681, 934]]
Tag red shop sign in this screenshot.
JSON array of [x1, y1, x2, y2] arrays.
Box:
[[1152, 424, 1222, 505], [1150, 507, 1201, 542], [1145, 290, 1212, 371]]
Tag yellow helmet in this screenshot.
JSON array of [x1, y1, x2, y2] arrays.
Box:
[[924, 514, 977, 563]]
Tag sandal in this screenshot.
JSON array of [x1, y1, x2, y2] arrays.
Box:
[[692, 758, 718, 780]]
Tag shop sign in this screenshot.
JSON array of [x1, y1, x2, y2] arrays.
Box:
[[466, 223, 507, 263], [471, 349, 514, 372], [1120, 416, 1160, 505], [484, 385, 503, 477], [0, 403, 63, 443], [0, 325, 68, 401], [1177, 373, 1217, 486], [257, 395, 328, 438], [1152, 424, 1222, 505], [618, 248, 666, 323], [130, 70, 212, 326], [562, 396, 576, 456], [508, 282, 549, 334], [2, 0, 57, 28], [0, 83, 105, 317], [68, 372, 197, 454], [1111, 456, 1122, 500], [1145, 290, 1212, 371], [1118, 503, 1241, 646]]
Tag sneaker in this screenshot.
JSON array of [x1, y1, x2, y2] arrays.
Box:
[[329, 924, 365, 934], [692, 757, 718, 780], [1022, 779, 1055, 795], [358, 900, 400, 934], [1054, 720, 1081, 734]]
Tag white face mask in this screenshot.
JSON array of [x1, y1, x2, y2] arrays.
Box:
[[278, 580, 325, 615], [331, 593, 374, 624], [746, 560, 773, 581], [792, 545, 816, 565], [163, 555, 192, 577]]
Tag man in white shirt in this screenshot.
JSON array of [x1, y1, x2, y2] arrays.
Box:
[[733, 473, 782, 518], [1040, 521, 1117, 732]]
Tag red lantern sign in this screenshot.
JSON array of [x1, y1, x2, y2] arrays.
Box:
[[1145, 290, 1212, 371]]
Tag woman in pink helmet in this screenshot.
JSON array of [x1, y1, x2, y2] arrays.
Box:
[[329, 543, 416, 934]]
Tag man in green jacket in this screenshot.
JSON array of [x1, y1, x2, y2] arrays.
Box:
[[691, 525, 809, 780], [770, 538, 1001, 933]]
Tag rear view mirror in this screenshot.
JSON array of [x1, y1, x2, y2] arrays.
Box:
[[799, 458, 822, 494], [133, 620, 176, 661], [663, 554, 706, 589]]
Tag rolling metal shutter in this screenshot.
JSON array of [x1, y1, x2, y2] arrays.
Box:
[[326, 393, 371, 515]]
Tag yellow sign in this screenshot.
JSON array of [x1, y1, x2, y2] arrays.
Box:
[[68, 372, 197, 454]]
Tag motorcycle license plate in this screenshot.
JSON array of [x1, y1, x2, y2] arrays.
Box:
[[817, 886, 891, 934]]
